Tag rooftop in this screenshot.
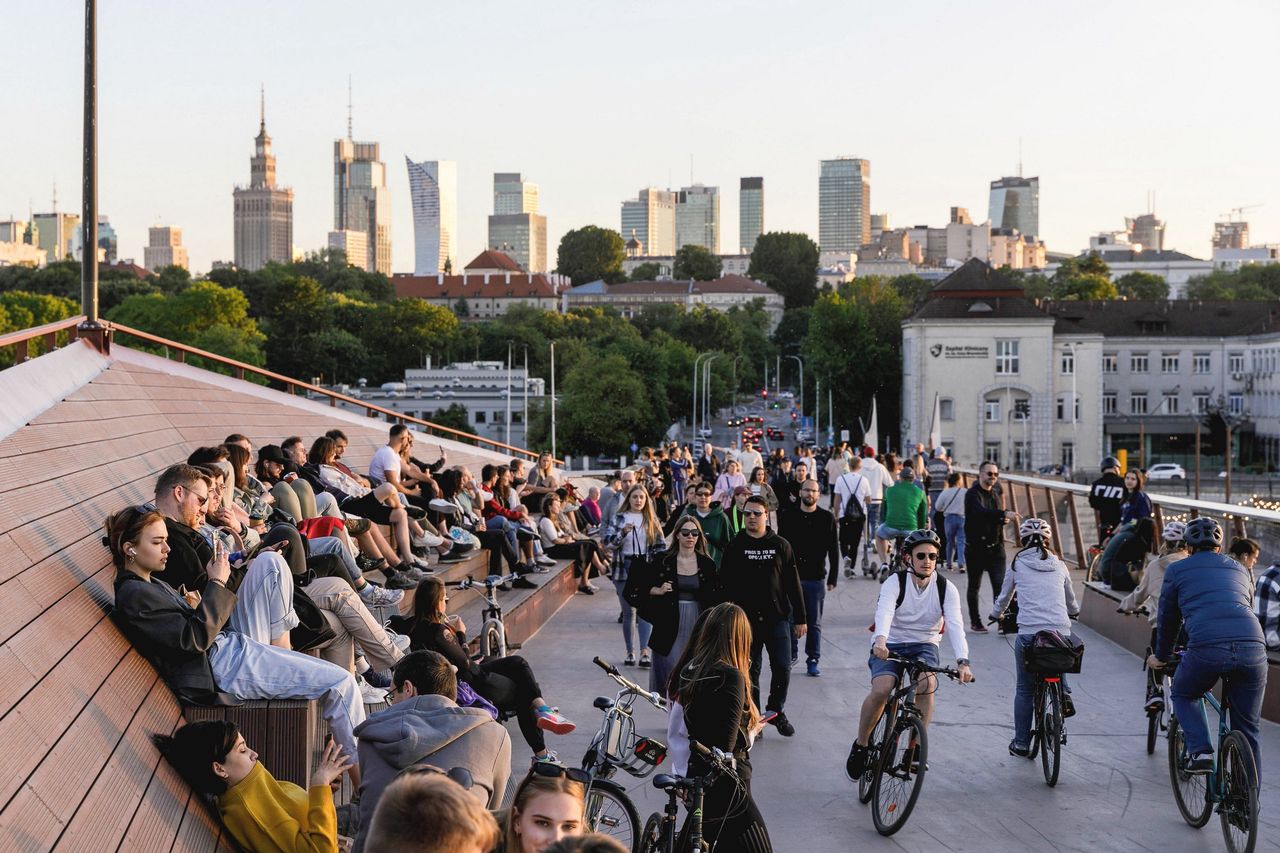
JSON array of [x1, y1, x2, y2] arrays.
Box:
[[464, 249, 521, 272]]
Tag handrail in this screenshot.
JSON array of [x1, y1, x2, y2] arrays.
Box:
[[0, 314, 87, 348], [104, 320, 554, 462]]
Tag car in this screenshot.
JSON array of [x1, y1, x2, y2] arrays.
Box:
[[697, 427, 714, 439], [766, 427, 785, 440], [726, 417, 741, 427], [1145, 463, 1186, 482]]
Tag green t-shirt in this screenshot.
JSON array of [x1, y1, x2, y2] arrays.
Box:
[[883, 482, 927, 532]]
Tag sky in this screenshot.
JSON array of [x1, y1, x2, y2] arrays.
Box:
[[5, 0, 1279, 275]]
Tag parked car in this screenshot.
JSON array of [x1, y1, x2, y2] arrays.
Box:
[[698, 427, 714, 439], [1146, 463, 1187, 482]]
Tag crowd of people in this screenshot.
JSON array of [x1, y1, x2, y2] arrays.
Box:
[[101, 427, 1277, 852]]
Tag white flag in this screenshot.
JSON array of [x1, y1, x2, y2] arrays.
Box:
[[928, 392, 942, 451], [863, 398, 879, 452]]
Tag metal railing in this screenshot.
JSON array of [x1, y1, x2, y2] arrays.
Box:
[[0, 314, 87, 363], [956, 468, 1280, 573]]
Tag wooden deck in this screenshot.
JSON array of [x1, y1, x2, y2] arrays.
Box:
[[0, 342, 552, 852]]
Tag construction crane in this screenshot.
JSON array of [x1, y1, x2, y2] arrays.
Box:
[[1219, 204, 1262, 222]]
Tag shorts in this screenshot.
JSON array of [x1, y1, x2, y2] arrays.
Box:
[[876, 523, 912, 541], [868, 641, 940, 681], [344, 516, 371, 535]]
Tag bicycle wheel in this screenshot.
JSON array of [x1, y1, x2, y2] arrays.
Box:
[[482, 622, 505, 658], [1026, 685, 1043, 761], [1218, 731, 1259, 853], [871, 714, 928, 836], [640, 812, 664, 853], [1040, 682, 1063, 787], [1146, 710, 1159, 755], [584, 778, 641, 851], [1167, 715, 1212, 828], [859, 708, 890, 805]]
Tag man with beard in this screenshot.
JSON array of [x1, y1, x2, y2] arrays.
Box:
[[778, 480, 839, 677]]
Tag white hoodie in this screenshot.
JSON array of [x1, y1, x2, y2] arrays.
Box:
[[992, 548, 1080, 635]]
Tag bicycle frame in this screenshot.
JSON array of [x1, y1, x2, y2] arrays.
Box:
[[584, 657, 667, 781], [456, 573, 519, 657]]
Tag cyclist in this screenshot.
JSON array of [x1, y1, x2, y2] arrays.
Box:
[[989, 519, 1081, 757], [1088, 456, 1125, 548], [874, 466, 927, 569], [845, 529, 974, 779], [1118, 520, 1187, 712], [1147, 518, 1268, 776]]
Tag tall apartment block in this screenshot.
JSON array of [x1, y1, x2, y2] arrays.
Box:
[[334, 137, 391, 275], [488, 172, 547, 273], [31, 212, 79, 263], [621, 188, 677, 257], [818, 157, 871, 253], [144, 226, 189, 272], [233, 94, 293, 271], [406, 158, 458, 275], [988, 176, 1040, 240], [739, 177, 764, 253], [675, 185, 721, 253]]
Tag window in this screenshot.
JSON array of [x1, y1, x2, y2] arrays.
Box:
[[1130, 353, 1149, 373], [1229, 352, 1245, 374], [996, 339, 1020, 375], [1194, 393, 1210, 414], [1012, 399, 1031, 421], [1102, 353, 1117, 374], [1161, 393, 1180, 415], [473, 410, 487, 423], [984, 400, 1001, 422], [1161, 353, 1180, 374], [983, 443, 1001, 465], [1229, 393, 1244, 415], [1130, 393, 1148, 415], [1193, 353, 1211, 374], [1103, 392, 1117, 415], [1013, 441, 1030, 471], [939, 398, 954, 421], [1061, 442, 1075, 470], [1056, 394, 1080, 422], [1061, 349, 1075, 375]]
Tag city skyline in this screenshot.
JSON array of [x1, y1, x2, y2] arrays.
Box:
[[6, 1, 1280, 274]]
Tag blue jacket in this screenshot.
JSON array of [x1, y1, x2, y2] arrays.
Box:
[[1155, 550, 1264, 659]]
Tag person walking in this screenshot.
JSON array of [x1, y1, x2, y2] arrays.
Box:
[[602, 485, 669, 668], [831, 457, 871, 575], [719, 495, 806, 736], [925, 447, 952, 555], [935, 472, 967, 572], [963, 461, 1019, 633], [778, 480, 838, 677]]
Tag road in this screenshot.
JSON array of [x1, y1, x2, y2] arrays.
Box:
[[514, 567, 1280, 853]]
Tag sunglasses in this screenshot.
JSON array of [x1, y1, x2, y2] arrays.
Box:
[[526, 763, 591, 785], [742, 509, 765, 517], [678, 529, 701, 538], [912, 552, 939, 561]]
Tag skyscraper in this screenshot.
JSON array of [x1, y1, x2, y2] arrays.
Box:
[[818, 157, 871, 253], [1126, 212, 1165, 252], [233, 91, 293, 271], [144, 226, 189, 272], [675, 185, 720, 253], [620, 188, 676, 257], [739, 177, 764, 253], [406, 158, 458, 276], [334, 135, 391, 275], [32, 212, 79, 264], [488, 173, 547, 273], [988, 176, 1040, 240]]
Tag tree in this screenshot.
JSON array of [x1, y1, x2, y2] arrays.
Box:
[[426, 403, 472, 435], [454, 297, 470, 317], [629, 262, 663, 282], [771, 307, 811, 349], [889, 274, 934, 309], [1050, 256, 1118, 300], [559, 353, 658, 454], [1114, 271, 1169, 300], [106, 282, 266, 371], [748, 232, 819, 309], [673, 245, 722, 281], [0, 291, 79, 364], [1185, 264, 1280, 300], [556, 226, 625, 286]]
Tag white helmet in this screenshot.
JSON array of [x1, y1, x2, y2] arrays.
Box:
[[1161, 520, 1186, 542], [1019, 517, 1051, 542]]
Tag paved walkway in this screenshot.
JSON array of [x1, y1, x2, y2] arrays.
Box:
[[512, 570, 1280, 852]]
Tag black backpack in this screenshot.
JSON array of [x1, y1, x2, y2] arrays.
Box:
[[893, 568, 947, 612]]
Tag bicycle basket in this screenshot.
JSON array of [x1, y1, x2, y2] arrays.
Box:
[[601, 710, 666, 777], [1023, 630, 1084, 674]]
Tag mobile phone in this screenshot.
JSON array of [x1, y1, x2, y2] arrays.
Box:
[[760, 710, 779, 724]]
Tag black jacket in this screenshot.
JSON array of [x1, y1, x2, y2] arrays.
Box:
[[719, 530, 806, 627], [111, 571, 240, 706], [697, 453, 721, 483], [154, 517, 251, 593], [625, 550, 722, 656], [679, 662, 752, 777], [777, 506, 839, 587], [963, 484, 1006, 554], [1089, 473, 1126, 525]]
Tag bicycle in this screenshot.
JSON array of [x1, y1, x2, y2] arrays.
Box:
[[1118, 607, 1179, 755], [1165, 657, 1260, 853], [1023, 645, 1071, 787], [455, 572, 521, 658], [641, 739, 739, 853], [580, 656, 669, 851], [864, 653, 967, 836]]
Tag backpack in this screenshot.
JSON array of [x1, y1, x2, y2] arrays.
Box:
[[868, 570, 948, 633], [838, 473, 866, 522]]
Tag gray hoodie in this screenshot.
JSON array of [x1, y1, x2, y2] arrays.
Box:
[[352, 694, 512, 853], [992, 548, 1080, 635]]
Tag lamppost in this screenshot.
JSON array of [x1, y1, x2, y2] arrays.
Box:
[[522, 343, 529, 447], [692, 352, 712, 438], [730, 355, 744, 415], [550, 341, 557, 460], [505, 340, 513, 446], [785, 354, 804, 421], [703, 354, 722, 432], [1205, 394, 1251, 505]]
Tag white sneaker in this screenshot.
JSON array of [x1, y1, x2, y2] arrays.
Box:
[[359, 678, 388, 705], [412, 530, 446, 549], [382, 622, 412, 652], [842, 557, 852, 571], [536, 555, 557, 567], [359, 583, 405, 607]]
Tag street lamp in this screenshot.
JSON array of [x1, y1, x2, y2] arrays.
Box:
[[505, 340, 513, 446], [550, 341, 557, 460], [785, 354, 804, 419], [692, 352, 712, 438], [1204, 394, 1251, 505], [730, 354, 744, 415], [522, 343, 529, 447], [703, 354, 722, 432]]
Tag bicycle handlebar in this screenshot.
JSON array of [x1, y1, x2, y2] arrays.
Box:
[[456, 572, 520, 591], [884, 654, 973, 683], [690, 739, 737, 773], [593, 656, 666, 710]]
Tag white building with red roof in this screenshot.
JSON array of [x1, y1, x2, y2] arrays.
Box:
[[393, 250, 569, 319]]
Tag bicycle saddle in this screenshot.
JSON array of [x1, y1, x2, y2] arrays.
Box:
[[653, 774, 681, 790], [593, 696, 615, 711]]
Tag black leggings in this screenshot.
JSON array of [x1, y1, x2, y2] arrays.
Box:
[[678, 759, 771, 852], [544, 539, 603, 577], [469, 655, 545, 752], [340, 492, 397, 525]]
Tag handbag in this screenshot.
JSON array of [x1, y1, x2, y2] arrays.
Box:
[[289, 585, 337, 653], [1023, 629, 1084, 674], [449, 526, 481, 549], [456, 680, 500, 720]]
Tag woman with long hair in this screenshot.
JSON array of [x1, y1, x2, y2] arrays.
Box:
[[500, 766, 587, 853], [712, 460, 747, 510], [402, 577, 576, 762], [626, 516, 721, 696], [602, 485, 668, 667], [667, 603, 772, 852], [539, 494, 608, 594], [1119, 469, 1153, 525]]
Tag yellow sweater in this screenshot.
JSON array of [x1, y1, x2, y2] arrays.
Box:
[[217, 761, 338, 853]]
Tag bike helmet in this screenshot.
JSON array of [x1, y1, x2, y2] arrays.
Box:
[[1018, 517, 1051, 542], [1182, 517, 1223, 550], [1100, 456, 1120, 471], [902, 529, 941, 553], [1161, 520, 1186, 543]]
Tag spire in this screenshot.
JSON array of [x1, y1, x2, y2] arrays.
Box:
[[346, 74, 353, 140], [259, 83, 266, 134]]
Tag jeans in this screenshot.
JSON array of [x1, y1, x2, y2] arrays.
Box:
[[866, 502, 881, 538], [1170, 641, 1268, 777], [964, 546, 1006, 628], [613, 579, 652, 655], [228, 552, 298, 641], [310, 535, 362, 581], [487, 515, 521, 555], [749, 617, 792, 712], [944, 515, 966, 566], [800, 580, 825, 662], [1012, 634, 1073, 749]]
